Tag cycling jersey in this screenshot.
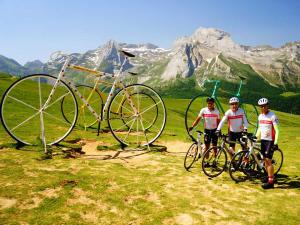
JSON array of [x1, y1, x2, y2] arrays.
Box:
[[198, 107, 220, 130], [257, 111, 279, 141], [217, 108, 248, 132]]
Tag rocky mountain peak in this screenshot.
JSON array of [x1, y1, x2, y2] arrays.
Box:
[[192, 27, 231, 42]]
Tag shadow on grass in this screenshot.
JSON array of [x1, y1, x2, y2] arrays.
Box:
[[246, 173, 300, 190], [83, 143, 167, 161], [275, 174, 300, 190], [0, 142, 43, 152]]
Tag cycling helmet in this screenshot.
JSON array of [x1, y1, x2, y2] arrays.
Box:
[[258, 98, 268, 106], [229, 97, 239, 104], [206, 97, 215, 103]]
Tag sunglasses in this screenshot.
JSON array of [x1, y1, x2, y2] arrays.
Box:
[[230, 103, 238, 105], [260, 104, 268, 108]]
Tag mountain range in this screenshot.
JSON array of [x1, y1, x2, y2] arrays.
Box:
[[1, 27, 300, 113]]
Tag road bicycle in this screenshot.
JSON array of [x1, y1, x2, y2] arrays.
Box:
[[201, 133, 239, 178], [185, 77, 258, 142], [228, 135, 283, 183], [183, 130, 206, 170], [0, 50, 167, 148]]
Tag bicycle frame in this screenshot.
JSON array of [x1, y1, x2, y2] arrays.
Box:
[[42, 56, 137, 124], [244, 138, 264, 170]]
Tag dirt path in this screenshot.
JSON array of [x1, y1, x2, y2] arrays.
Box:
[[78, 139, 190, 166]]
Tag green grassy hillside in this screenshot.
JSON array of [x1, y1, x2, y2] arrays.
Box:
[[0, 72, 300, 224]]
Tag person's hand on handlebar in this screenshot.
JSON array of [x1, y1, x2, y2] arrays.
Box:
[[215, 130, 221, 137], [188, 127, 194, 132]]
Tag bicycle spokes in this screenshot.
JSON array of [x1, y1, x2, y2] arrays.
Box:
[[1, 75, 78, 145], [202, 147, 227, 178], [108, 84, 166, 146]]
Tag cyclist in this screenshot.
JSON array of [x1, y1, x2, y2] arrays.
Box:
[[188, 97, 220, 153], [255, 98, 279, 189], [216, 97, 248, 156]]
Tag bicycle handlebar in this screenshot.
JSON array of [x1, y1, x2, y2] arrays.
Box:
[[239, 134, 257, 145]]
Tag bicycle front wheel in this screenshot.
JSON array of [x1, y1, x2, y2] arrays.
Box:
[[0, 74, 78, 145], [229, 150, 255, 183], [184, 143, 199, 170], [202, 146, 227, 178], [107, 84, 166, 146]]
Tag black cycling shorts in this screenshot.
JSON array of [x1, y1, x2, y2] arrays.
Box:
[[228, 131, 243, 148], [261, 140, 274, 159], [204, 129, 218, 145]]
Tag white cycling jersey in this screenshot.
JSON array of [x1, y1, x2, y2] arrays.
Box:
[[217, 108, 248, 132], [198, 107, 220, 130], [258, 111, 279, 141]]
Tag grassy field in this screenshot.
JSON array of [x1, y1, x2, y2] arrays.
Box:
[[0, 74, 300, 225]]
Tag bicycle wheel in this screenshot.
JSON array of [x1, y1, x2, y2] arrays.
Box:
[[107, 84, 166, 146], [273, 148, 284, 175], [185, 95, 207, 142], [120, 92, 158, 130], [61, 85, 103, 129], [241, 103, 258, 135], [202, 146, 227, 178], [229, 150, 255, 182], [0, 74, 78, 145], [184, 143, 199, 170]]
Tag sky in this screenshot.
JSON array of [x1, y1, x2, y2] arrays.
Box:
[[0, 0, 300, 65]]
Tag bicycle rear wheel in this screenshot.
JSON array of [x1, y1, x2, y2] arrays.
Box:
[[120, 92, 158, 130], [107, 84, 166, 146], [61, 85, 103, 129], [184, 143, 199, 170], [202, 146, 227, 178], [0, 74, 78, 145], [273, 148, 284, 175]]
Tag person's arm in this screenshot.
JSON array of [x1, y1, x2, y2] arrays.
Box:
[[189, 109, 203, 130], [217, 113, 228, 131], [255, 127, 261, 140], [217, 112, 221, 126], [272, 114, 279, 145], [191, 116, 202, 128], [274, 124, 280, 145], [242, 111, 249, 130]]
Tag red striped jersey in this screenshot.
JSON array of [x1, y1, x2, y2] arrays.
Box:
[[217, 108, 248, 132], [258, 111, 279, 141], [198, 107, 220, 130]]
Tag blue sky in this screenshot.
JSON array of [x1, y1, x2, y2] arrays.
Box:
[[1, 0, 300, 65]]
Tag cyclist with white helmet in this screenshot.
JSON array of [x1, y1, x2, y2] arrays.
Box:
[[216, 97, 248, 156], [189, 97, 220, 152], [256, 98, 279, 189]]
